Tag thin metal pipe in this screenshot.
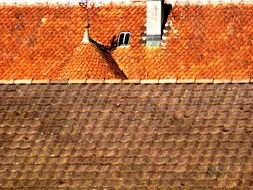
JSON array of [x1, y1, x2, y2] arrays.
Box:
[[79, 0, 89, 28]]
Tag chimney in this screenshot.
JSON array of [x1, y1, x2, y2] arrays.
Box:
[[146, 0, 163, 47]]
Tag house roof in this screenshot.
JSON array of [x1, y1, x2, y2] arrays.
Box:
[[59, 29, 127, 79], [0, 3, 252, 79], [0, 82, 253, 188]]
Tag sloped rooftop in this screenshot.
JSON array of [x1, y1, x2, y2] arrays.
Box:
[[0, 82, 253, 188], [0, 3, 252, 79], [59, 29, 127, 79]]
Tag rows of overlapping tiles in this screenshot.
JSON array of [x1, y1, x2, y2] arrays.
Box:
[[0, 4, 252, 79], [0, 83, 253, 188]]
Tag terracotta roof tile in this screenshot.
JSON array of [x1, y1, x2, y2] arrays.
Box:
[[0, 83, 253, 188], [0, 4, 252, 79], [59, 33, 127, 79]]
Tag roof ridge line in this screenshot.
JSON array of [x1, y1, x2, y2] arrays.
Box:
[[0, 2, 78, 6], [0, 1, 145, 7], [0, 0, 253, 7], [1, 1, 252, 6], [0, 78, 252, 84]]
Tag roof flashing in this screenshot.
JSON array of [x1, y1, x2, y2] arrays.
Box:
[[81, 28, 90, 44], [146, 35, 161, 47], [1, 79, 252, 84]]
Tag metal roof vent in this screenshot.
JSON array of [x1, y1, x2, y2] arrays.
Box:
[[118, 32, 131, 46]]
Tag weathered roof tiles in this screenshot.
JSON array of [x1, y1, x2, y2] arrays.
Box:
[[0, 4, 252, 79], [0, 83, 253, 188]]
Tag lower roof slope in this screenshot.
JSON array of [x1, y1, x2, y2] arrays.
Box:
[[0, 4, 252, 79], [0, 83, 253, 188]]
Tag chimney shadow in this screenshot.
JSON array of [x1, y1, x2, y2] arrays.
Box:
[[162, 1, 172, 32]]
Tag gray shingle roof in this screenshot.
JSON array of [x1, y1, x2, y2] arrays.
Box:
[[0, 83, 253, 188]]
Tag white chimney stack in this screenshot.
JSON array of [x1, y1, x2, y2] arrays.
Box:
[[146, 0, 163, 47]]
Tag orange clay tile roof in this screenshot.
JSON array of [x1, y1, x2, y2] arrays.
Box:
[[59, 30, 127, 79], [0, 4, 252, 79]]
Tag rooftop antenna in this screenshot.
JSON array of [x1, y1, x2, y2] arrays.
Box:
[[79, 0, 89, 29], [79, 0, 90, 43]]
